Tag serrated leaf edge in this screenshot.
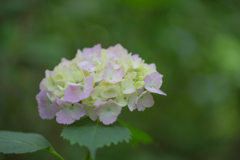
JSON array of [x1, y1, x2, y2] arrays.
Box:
[[61, 133, 131, 149]]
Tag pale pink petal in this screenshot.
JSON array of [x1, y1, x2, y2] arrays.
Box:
[[56, 108, 74, 124], [84, 76, 94, 90], [145, 87, 167, 96], [71, 103, 85, 120], [132, 54, 139, 60], [65, 80, 92, 102], [39, 78, 46, 90], [145, 74, 152, 87], [103, 63, 122, 83], [137, 102, 145, 111], [141, 92, 154, 107], [108, 44, 128, 56], [36, 90, 55, 119], [80, 91, 91, 101], [103, 63, 113, 77], [79, 76, 94, 100], [127, 94, 137, 111], [111, 65, 123, 82], [38, 105, 55, 119], [136, 91, 155, 111], [45, 70, 51, 77], [157, 90, 167, 96], [50, 98, 62, 114], [108, 99, 122, 116], [55, 103, 85, 124], [107, 51, 119, 60], [61, 58, 69, 62], [82, 44, 101, 62], [106, 59, 122, 69], [77, 61, 96, 72], [64, 85, 83, 103], [94, 99, 122, 125], [83, 44, 101, 56], [151, 72, 163, 87], [148, 63, 156, 70], [145, 72, 166, 96], [93, 44, 101, 51], [99, 112, 117, 125], [117, 69, 125, 78]]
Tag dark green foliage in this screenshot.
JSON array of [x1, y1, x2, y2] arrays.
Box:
[[0, 131, 51, 154]]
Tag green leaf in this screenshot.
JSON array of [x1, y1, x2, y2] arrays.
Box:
[[0, 131, 51, 154], [61, 117, 131, 158], [0, 131, 64, 160], [119, 121, 153, 146]]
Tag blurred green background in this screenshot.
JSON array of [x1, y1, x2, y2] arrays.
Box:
[[1, 0, 240, 159]]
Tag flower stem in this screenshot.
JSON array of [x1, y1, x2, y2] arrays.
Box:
[[42, 147, 64, 160], [83, 150, 90, 160]]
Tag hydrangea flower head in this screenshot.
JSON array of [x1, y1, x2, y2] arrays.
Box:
[[36, 44, 166, 125]]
